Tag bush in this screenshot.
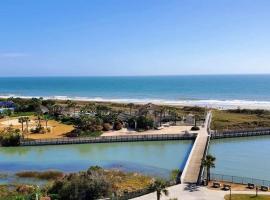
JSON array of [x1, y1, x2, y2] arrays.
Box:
[[66, 130, 80, 137], [136, 116, 154, 130], [113, 121, 123, 130], [127, 117, 136, 129], [30, 124, 45, 134], [103, 123, 112, 131], [0, 128, 21, 146], [191, 126, 200, 131], [48, 167, 112, 200]]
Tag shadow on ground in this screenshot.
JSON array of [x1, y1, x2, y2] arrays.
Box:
[[184, 184, 201, 192]]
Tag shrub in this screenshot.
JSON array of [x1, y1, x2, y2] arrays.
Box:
[[191, 126, 200, 131], [0, 127, 21, 146], [66, 130, 80, 137], [48, 167, 112, 200], [103, 123, 112, 131], [30, 125, 45, 134], [113, 121, 123, 130], [127, 117, 136, 129], [136, 116, 154, 130]]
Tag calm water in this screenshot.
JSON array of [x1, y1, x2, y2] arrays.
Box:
[[209, 136, 270, 181], [0, 140, 193, 183], [0, 75, 270, 101]]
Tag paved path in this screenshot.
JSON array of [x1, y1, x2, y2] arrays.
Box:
[[181, 112, 211, 183], [132, 184, 270, 200]]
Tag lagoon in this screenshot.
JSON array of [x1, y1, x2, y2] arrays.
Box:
[[209, 136, 270, 181], [0, 140, 193, 183]]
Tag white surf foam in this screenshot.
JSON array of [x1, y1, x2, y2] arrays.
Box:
[[1, 94, 270, 110]]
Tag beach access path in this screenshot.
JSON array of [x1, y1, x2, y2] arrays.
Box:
[[101, 125, 195, 137], [180, 112, 211, 183]]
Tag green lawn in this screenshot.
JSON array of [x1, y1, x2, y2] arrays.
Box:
[[211, 110, 270, 131], [224, 194, 270, 200]]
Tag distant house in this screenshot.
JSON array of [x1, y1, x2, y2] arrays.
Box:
[[138, 103, 159, 116], [185, 114, 195, 125], [39, 105, 49, 114], [0, 101, 15, 113], [0, 101, 15, 108]]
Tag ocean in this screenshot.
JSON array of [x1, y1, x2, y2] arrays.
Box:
[[0, 75, 270, 109]]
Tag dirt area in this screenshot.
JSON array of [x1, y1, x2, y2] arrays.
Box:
[[0, 117, 74, 140], [101, 125, 195, 136], [0, 116, 196, 140]]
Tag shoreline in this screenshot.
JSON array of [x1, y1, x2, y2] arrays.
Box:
[[2, 95, 270, 110]]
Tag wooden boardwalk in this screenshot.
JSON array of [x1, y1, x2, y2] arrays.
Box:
[[181, 112, 211, 184], [20, 133, 197, 146]]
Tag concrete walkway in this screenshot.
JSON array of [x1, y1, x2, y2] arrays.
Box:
[[181, 112, 211, 183], [132, 184, 270, 200]]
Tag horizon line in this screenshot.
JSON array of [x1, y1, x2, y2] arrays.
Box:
[[0, 73, 270, 78]]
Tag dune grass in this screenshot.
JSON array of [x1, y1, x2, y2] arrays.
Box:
[[224, 194, 270, 200], [211, 110, 270, 131]]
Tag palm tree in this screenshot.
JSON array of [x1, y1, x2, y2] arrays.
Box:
[[43, 115, 49, 129], [158, 107, 166, 126], [194, 114, 200, 127], [66, 100, 77, 116], [18, 117, 25, 132], [151, 179, 169, 200], [127, 103, 134, 115], [24, 117, 30, 133], [202, 154, 216, 185], [169, 108, 178, 125]]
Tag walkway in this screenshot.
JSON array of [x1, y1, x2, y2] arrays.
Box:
[[181, 112, 211, 183], [132, 184, 270, 200]]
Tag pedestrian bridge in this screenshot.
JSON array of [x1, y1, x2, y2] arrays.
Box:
[[181, 112, 211, 184]]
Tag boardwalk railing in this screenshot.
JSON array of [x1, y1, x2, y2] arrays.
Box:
[[211, 173, 270, 187], [211, 128, 270, 139], [21, 133, 197, 146]]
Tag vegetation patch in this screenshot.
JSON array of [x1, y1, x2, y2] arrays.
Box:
[[211, 109, 270, 131], [16, 171, 64, 180], [224, 194, 270, 200]]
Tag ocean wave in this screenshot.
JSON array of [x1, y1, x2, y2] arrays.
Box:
[[1, 94, 270, 110]]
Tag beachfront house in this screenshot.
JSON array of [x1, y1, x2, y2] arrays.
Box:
[[185, 114, 195, 125], [0, 101, 15, 114]]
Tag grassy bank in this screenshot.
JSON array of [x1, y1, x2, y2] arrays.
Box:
[[224, 194, 270, 200], [211, 110, 270, 131]]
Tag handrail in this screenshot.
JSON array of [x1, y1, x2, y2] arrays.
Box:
[[21, 133, 197, 146], [211, 173, 270, 187], [211, 129, 270, 139]]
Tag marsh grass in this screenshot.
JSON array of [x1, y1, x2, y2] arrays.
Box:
[[16, 171, 63, 180], [211, 110, 270, 130]]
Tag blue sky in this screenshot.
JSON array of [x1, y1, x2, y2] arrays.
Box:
[[0, 0, 270, 76]]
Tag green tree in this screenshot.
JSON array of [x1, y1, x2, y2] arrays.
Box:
[[18, 117, 25, 132], [202, 154, 216, 184], [150, 179, 169, 200]]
